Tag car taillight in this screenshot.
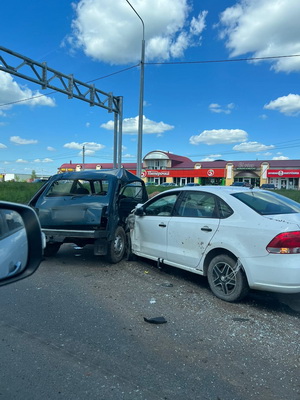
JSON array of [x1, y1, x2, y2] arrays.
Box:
[[267, 231, 300, 254]]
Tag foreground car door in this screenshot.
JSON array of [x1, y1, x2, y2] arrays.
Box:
[[166, 191, 221, 269], [132, 193, 179, 260]]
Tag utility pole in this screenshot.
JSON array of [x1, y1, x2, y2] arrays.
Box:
[[82, 145, 85, 170], [126, 1, 145, 178]]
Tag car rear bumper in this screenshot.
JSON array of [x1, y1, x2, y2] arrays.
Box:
[[241, 254, 300, 293]]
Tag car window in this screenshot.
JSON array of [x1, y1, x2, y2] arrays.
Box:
[[217, 197, 234, 218], [177, 191, 218, 218], [45, 179, 110, 196], [144, 193, 179, 216], [231, 191, 300, 215], [121, 182, 144, 201], [0, 210, 24, 239]]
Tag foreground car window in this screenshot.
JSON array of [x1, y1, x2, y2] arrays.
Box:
[[231, 191, 300, 215], [0, 210, 24, 239]]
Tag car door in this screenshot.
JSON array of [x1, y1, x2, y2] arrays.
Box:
[[165, 191, 221, 270], [131, 192, 180, 260]]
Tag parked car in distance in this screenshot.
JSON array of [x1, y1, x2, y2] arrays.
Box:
[[185, 182, 200, 186], [260, 183, 276, 190], [127, 186, 300, 302], [0, 202, 43, 286], [230, 181, 251, 187], [29, 169, 148, 263], [160, 182, 177, 187]]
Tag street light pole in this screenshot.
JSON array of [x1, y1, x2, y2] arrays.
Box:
[[126, 0, 145, 178]]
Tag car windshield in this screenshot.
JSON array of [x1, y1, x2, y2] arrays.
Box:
[[231, 191, 300, 215], [45, 179, 110, 197]]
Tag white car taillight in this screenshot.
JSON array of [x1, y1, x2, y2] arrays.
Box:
[[267, 231, 300, 254]]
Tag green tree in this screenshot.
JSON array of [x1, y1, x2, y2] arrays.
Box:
[[31, 170, 37, 180]]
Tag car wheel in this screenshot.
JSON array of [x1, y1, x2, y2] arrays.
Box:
[[207, 254, 249, 302], [106, 226, 126, 264], [44, 243, 61, 257]]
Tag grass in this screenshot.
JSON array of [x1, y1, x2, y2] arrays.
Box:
[[0, 182, 45, 204], [0, 182, 299, 204]]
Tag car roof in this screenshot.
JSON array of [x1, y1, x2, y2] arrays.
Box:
[[49, 168, 143, 184], [154, 185, 262, 199], [164, 185, 253, 193]]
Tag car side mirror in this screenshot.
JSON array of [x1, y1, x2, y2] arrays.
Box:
[[135, 206, 144, 216], [0, 202, 43, 287]]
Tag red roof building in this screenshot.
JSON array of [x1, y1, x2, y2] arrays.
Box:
[[58, 150, 300, 189]]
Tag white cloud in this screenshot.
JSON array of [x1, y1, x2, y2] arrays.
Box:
[[259, 114, 268, 120], [0, 71, 55, 111], [218, 0, 300, 73], [272, 155, 289, 160], [200, 154, 222, 161], [209, 103, 235, 114], [16, 159, 28, 163], [101, 116, 174, 135], [123, 153, 135, 159], [10, 136, 38, 145], [63, 141, 105, 151], [79, 149, 95, 156], [233, 141, 275, 153], [189, 129, 248, 145], [0, 143, 7, 149], [34, 158, 54, 163], [65, 0, 208, 64], [47, 146, 56, 151], [264, 94, 300, 116]]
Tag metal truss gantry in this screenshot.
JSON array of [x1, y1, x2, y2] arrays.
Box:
[[0, 46, 123, 167]]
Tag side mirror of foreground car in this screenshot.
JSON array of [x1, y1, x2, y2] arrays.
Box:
[[0, 202, 43, 287]]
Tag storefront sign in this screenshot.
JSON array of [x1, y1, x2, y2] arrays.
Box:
[[144, 169, 225, 178], [267, 169, 300, 178], [146, 170, 170, 177], [235, 162, 256, 170]]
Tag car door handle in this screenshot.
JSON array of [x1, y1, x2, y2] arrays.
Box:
[[159, 223, 167, 227], [201, 226, 212, 232], [7, 261, 22, 277]]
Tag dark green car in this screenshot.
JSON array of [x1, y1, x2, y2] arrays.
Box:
[[29, 169, 148, 263]]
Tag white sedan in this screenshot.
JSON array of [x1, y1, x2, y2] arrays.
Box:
[[128, 186, 300, 302]]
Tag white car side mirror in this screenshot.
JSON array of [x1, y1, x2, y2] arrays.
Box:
[[0, 202, 43, 286]]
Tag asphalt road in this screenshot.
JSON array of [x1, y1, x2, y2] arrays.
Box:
[[0, 243, 299, 400]]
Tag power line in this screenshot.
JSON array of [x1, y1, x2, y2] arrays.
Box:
[[145, 54, 300, 65]]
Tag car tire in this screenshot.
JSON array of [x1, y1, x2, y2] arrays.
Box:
[[44, 243, 61, 257], [207, 254, 249, 302], [106, 226, 126, 264]]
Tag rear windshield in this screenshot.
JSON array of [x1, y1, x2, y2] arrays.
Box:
[[231, 191, 300, 215], [45, 179, 110, 197]]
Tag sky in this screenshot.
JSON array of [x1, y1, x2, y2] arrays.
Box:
[[1, 0, 300, 177]]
